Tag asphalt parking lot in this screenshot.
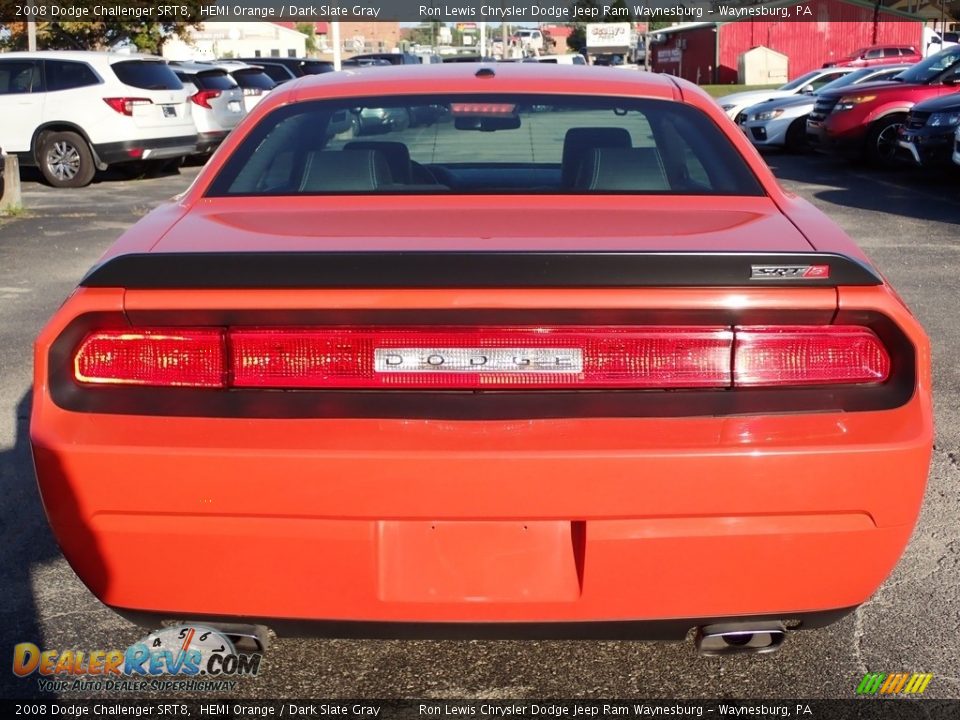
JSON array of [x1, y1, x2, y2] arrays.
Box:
[[0, 155, 958, 700]]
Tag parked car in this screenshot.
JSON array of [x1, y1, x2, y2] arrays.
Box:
[[897, 92, 960, 167], [349, 53, 424, 66], [169, 62, 245, 155], [953, 124, 960, 167], [0, 51, 196, 187], [205, 61, 276, 113], [823, 45, 921, 68], [32, 65, 931, 653], [341, 57, 393, 69], [224, 60, 296, 85], [230, 57, 334, 78], [512, 28, 545, 53], [807, 45, 960, 166], [740, 65, 910, 151], [348, 105, 410, 135], [716, 68, 854, 122], [522, 54, 587, 66]]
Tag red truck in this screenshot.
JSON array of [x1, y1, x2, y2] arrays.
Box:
[[807, 45, 960, 166]]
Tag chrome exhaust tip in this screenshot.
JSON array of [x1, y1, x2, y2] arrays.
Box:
[[202, 623, 271, 653], [694, 621, 786, 656]]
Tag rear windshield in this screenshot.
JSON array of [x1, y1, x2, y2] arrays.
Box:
[[231, 69, 276, 90], [111, 60, 182, 90], [207, 94, 764, 197], [300, 61, 335, 75], [188, 70, 237, 90]]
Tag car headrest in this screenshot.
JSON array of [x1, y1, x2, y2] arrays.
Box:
[[344, 141, 412, 184], [574, 147, 670, 192], [299, 149, 393, 192], [561, 127, 633, 187]]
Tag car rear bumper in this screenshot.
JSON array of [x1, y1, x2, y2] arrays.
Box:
[[113, 607, 858, 640], [196, 131, 229, 155], [93, 136, 198, 166], [29, 419, 931, 624]]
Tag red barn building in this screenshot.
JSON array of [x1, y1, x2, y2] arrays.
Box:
[[651, 0, 923, 84]]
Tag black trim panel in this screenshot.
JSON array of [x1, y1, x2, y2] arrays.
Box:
[[47, 310, 916, 419], [79, 252, 883, 289], [112, 606, 857, 641]]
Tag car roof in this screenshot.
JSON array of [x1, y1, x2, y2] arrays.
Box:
[[0, 50, 164, 65], [283, 63, 679, 102], [170, 61, 232, 73]]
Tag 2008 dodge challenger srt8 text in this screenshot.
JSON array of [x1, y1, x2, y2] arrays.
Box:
[[31, 64, 932, 655]]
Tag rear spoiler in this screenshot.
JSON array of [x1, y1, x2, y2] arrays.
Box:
[[79, 252, 883, 289]]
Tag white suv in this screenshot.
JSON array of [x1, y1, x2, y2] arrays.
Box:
[[0, 51, 197, 188]]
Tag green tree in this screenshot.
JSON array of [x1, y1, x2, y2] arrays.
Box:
[[0, 1, 205, 53], [296, 22, 318, 55]]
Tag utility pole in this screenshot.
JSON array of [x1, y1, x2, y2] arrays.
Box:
[[28, 21, 37, 52], [479, 22, 486, 58], [332, 21, 341, 70]]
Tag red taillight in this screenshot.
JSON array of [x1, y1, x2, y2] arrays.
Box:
[[71, 325, 892, 391], [229, 327, 734, 389], [103, 97, 152, 116], [74, 329, 225, 388], [733, 326, 891, 387], [190, 90, 221, 109]]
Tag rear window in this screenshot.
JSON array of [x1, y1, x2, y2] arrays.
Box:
[[300, 62, 335, 75], [231, 69, 275, 90], [256, 64, 295, 82], [111, 60, 182, 90], [207, 94, 764, 197], [190, 70, 237, 91]]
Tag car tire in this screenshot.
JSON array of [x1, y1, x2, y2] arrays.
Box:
[[865, 114, 906, 168], [38, 131, 96, 188], [784, 118, 808, 153]]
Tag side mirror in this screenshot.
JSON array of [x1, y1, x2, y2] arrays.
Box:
[[801, 85, 815, 94]]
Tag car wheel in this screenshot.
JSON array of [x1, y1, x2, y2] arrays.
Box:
[[38, 131, 96, 188], [865, 114, 906, 168], [784, 118, 808, 153]]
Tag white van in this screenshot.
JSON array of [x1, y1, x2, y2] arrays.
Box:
[[0, 51, 196, 187], [523, 54, 587, 66]]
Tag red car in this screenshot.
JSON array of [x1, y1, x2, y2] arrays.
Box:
[[32, 65, 932, 656], [823, 45, 922, 68], [809, 45, 960, 165]]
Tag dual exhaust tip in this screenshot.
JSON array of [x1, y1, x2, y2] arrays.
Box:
[[694, 621, 787, 656], [162, 621, 786, 656]]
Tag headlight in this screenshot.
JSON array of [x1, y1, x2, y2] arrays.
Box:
[[753, 109, 784, 122], [928, 112, 960, 127], [835, 95, 876, 112]]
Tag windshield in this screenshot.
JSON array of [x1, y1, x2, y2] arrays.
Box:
[[780, 70, 825, 91], [817, 67, 895, 92], [896, 46, 960, 83], [207, 94, 763, 197]]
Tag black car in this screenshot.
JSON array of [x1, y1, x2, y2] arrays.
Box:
[[230, 57, 335, 80], [349, 53, 423, 66], [897, 93, 960, 167]]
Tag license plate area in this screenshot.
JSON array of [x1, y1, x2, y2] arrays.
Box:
[[162, 105, 176, 118], [228, 100, 242, 113], [378, 521, 583, 603]]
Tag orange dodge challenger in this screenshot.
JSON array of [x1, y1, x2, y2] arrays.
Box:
[[31, 65, 932, 655]]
